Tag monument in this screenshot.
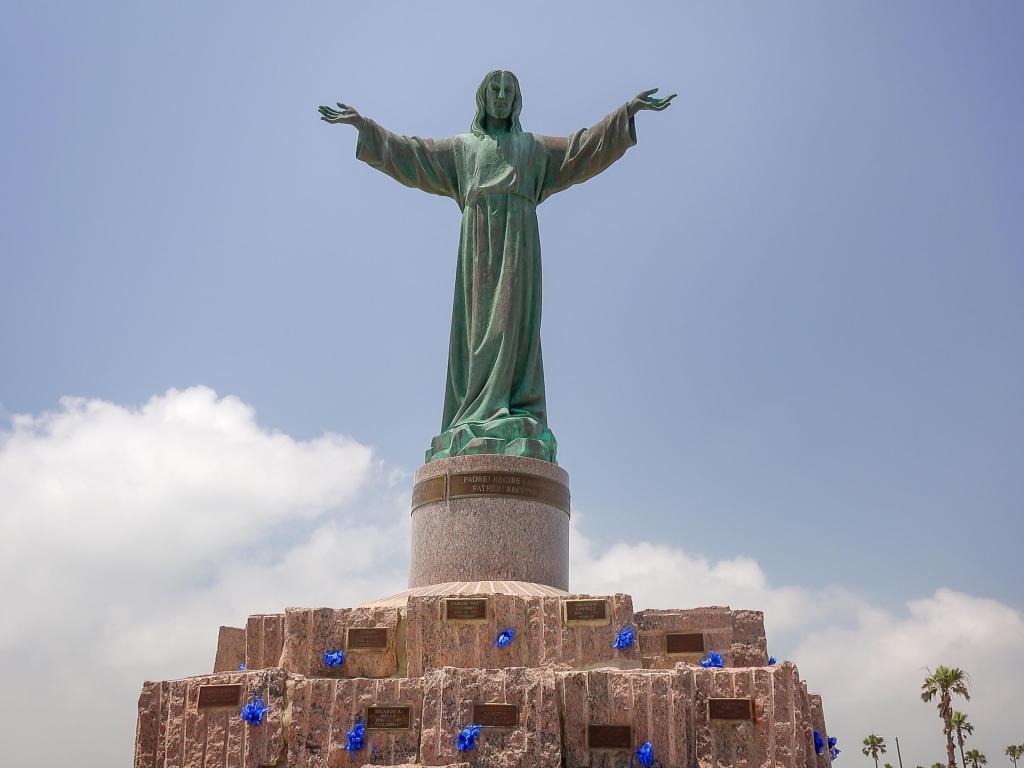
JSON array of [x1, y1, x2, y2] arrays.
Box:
[[133, 71, 837, 768]]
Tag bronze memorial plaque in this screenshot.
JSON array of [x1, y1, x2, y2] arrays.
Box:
[[587, 724, 633, 750], [444, 597, 489, 622], [473, 703, 519, 728], [563, 599, 609, 625], [708, 697, 755, 721], [448, 471, 570, 513], [411, 475, 446, 511], [666, 632, 706, 655], [198, 684, 243, 709], [346, 627, 389, 651], [365, 705, 412, 730]]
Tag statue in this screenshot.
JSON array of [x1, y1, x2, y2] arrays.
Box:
[[319, 70, 674, 464]]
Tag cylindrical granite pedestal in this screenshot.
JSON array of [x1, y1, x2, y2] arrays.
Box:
[[409, 454, 570, 590]]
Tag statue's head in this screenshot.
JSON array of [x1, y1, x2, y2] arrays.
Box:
[[471, 70, 523, 136]]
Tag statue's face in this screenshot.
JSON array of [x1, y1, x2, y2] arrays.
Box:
[[484, 72, 516, 121]]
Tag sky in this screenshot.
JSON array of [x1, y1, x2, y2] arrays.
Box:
[[0, 2, 1021, 766]]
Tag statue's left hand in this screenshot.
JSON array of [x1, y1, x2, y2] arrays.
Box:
[[628, 88, 677, 117]]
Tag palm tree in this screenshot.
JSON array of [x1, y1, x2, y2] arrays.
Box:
[[921, 666, 972, 768], [964, 749, 986, 768], [1006, 745, 1024, 768], [951, 711, 975, 768], [863, 734, 887, 768]]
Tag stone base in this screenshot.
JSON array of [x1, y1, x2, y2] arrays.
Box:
[[139, 588, 835, 768], [409, 455, 570, 590]]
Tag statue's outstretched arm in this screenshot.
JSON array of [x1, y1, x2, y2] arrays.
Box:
[[317, 101, 460, 201]]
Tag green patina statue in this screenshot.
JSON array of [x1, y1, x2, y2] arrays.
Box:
[[319, 71, 674, 464]]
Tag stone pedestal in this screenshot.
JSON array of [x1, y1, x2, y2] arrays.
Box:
[[409, 455, 570, 590]]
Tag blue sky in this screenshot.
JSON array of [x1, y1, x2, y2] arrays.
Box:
[[1, 2, 1022, 765]]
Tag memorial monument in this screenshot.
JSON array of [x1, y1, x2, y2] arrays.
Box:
[[133, 71, 837, 768]]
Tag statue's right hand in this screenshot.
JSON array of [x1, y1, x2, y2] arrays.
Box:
[[318, 102, 362, 127]]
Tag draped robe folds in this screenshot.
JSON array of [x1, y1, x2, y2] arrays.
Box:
[[355, 104, 637, 463]]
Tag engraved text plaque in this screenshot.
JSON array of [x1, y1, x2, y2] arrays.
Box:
[[709, 697, 754, 721], [473, 703, 519, 728], [365, 705, 412, 730], [587, 724, 632, 750], [347, 627, 389, 651], [563, 599, 609, 625], [198, 684, 243, 709], [666, 632, 706, 655], [444, 598, 489, 622]]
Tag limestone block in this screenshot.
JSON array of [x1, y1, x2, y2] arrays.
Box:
[[214, 626, 246, 673], [419, 666, 561, 768], [245, 614, 285, 670], [533, 593, 640, 670], [280, 606, 401, 678], [636, 607, 768, 669], [287, 676, 424, 767], [559, 669, 691, 768], [406, 593, 531, 677], [134, 668, 289, 768], [690, 661, 817, 768]]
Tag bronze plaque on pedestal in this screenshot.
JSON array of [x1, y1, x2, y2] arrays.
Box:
[[587, 724, 632, 750], [563, 599, 609, 625], [411, 475, 446, 510], [346, 627, 389, 651], [708, 697, 754, 721], [365, 705, 412, 730], [444, 597, 489, 622], [198, 684, 242, 709], [473, 703, 519, 728], [449, 471, 569, 512], [666, 632, 706, 655]]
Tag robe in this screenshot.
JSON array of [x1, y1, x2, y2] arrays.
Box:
[[355, 105, 637, 463]]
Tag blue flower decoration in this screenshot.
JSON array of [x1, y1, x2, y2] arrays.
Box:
[[240, 694, 271, 726], [700, 651, 724, 668], [633, 741, 655, 767], [238, 663, 247, 671], [456, 724, 481, 752], [830, 746, 842, 761], [767, 656, 777, 666], [344, 719, 365, 752], [813, 730, 825, 754], [612, 626, 636, 649], [494, 628, 516, 648], [322, 649, 345, 668], [828, 737, 837, 749]]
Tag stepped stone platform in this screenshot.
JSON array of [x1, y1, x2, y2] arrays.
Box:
[[134, 584, 833, 768], [135, 458, 834, 767]]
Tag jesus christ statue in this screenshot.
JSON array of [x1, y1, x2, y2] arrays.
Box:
[[319, 70, 674, 464]]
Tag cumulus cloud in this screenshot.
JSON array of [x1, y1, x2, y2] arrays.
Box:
[[0, 388, 1020, 767]]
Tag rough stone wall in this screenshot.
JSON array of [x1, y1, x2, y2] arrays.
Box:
[[809, 693, 834, 768], [559, 669, 692, 768], [405, 593, 639, 675], [691, 662, 817, 768], [532, 593, 639, 669], [287, 676, 424, 767], [280, 606, 402, 678], [636, 607, 768, 669], [419, 666, 561, 768], [405, 594, 532, 677], [135, 668, 289, 768], [216, 626, 247, 672], [246, 614, 286, 670]]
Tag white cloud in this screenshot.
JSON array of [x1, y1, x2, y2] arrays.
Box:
[[0, 388, 1020, 767]]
